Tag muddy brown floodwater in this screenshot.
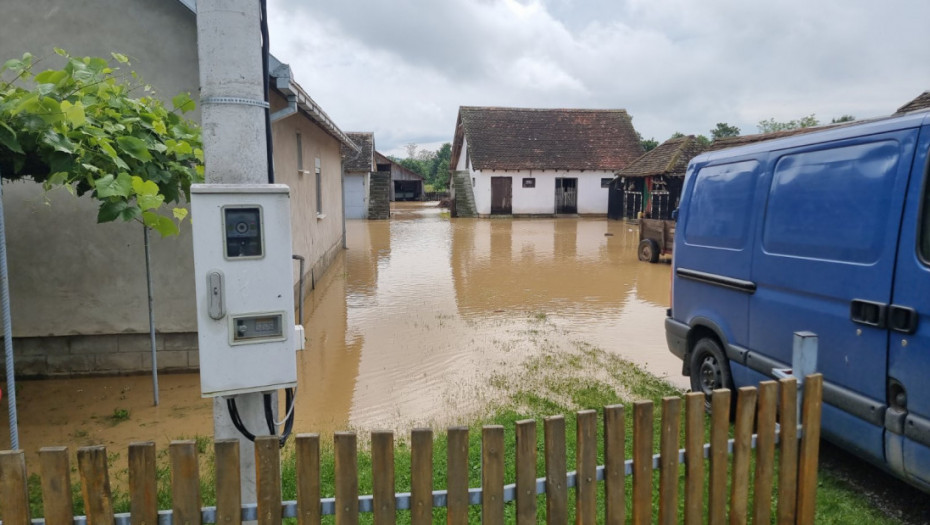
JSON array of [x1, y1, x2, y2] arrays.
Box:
[[2, 202, 684, 467]]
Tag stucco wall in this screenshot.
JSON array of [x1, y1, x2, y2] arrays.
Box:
[[472, 169, 614, 215]]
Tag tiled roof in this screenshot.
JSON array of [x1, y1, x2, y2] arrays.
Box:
[[457, 107, 643, 171], [342, 132, 374, 172], [895, 91, 930, 114], [618, 135, 707, 178]]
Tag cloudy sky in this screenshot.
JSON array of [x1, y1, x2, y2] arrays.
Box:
[[265, 0, 930, 158]]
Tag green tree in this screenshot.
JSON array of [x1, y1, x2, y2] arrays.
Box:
[[710, 122, 740, 141], [0, 50, 203, 236], [757, 114, 820, 134], [831, 114, 855, 123], [636, 132, 658, 152]]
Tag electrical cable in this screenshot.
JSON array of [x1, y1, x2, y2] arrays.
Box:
[[226, 397, 258, 442], [260, 0, 274, 184]]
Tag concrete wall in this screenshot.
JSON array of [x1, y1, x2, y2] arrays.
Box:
[[472, 169, 614, 215], [0, 0, 346, 377]]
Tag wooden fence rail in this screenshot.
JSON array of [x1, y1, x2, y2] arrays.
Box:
[[0, 374, 823, 525]]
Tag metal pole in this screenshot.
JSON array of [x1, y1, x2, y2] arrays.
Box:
[[0, 179, 20, 449], [144, 226, 159, 406]]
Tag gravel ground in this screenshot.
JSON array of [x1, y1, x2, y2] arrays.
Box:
[[819, 440, 930, 524]]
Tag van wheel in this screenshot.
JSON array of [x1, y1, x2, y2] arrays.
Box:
[[689, 337, 733, 411], [638, 239, 659, 263]]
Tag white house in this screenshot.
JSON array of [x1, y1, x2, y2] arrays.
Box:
[[449, 107, 644, 217]]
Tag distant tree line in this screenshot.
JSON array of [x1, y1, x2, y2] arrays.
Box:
[[390, 142, 452, 191]]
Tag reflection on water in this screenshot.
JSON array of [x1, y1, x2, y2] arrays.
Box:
[[2, 202, 685, 456]]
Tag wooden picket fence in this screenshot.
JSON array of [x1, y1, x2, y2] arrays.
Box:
[[0, 374, 823, 525]]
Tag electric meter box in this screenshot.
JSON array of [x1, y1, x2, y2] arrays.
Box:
[[191, 184, 297, 397]]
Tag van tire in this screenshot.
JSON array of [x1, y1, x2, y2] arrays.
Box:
[[689, 337, 733, 411], [638, 239, 659, 263]]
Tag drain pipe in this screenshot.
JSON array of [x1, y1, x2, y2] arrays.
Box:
[[0, 178, 19, 450], [271, 94, 297, 122]]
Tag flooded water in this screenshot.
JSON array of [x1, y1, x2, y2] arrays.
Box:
[[1, 202, 685, 461]]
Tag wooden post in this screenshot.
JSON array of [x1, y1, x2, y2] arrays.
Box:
[[632, 400, 653, 525], [515, 419, 537, 525], [797, 374, 824, 525], [658, 397, 681, 525], [576, 410, 597, 524], [708, 389, 731, 525], [170, 440, 201, 525], [730, 387, 757, 525], [776, 379, 799, 525], [40, 447, 74, 525], [604, 404, 626, 525], [446, 427, 470, 525], [127, 442, 156, 525], [371, 431, 395, 525], [683, 393, 705, 525], [334, 432, 359, 525], [410, 428, 433, 525], [482, 425, 505, 525], [753, 381, 778, 525], [544, 416, 567, 525], [255, 436, 282, 525], [0, 450, 30, 525], [78, 445, 115, 525], [295, 434, 321, 525], [215, 439, 243, 525]]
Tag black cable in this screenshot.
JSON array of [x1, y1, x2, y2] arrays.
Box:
[[260, 0, 275, 184], [226, 397, 258, 442]]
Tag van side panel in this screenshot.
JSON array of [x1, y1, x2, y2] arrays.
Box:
[[748, 131, 919, 464], [673, 160, 763, 357]]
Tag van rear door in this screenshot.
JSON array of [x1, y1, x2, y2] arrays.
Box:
[[748, 130, 918, 465], [887, 123, 930, 488]]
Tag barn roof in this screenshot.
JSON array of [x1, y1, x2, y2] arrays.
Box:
[[617, 135, 707, 178], [453, 107, 643, 171], [895, 90, 930, 114]]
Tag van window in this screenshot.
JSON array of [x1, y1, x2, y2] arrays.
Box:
[[683, 160, 759, 249], [763, 141, 900, 263], [920, 150, 930, 262]]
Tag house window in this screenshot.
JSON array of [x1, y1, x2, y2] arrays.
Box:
[[315, 157, 323, 216], [296, 131, 303, 174], [601, 178, 613, 188], [523, 178, 536, 188]]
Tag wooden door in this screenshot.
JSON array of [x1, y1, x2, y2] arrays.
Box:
[[491, 177, 512, 214]]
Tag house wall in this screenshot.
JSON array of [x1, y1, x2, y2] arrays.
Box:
[[454, 137, 469, 171], [472, 169, 614, 215]]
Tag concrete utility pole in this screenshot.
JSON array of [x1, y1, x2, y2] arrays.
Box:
[[196, 0, 272, 503]]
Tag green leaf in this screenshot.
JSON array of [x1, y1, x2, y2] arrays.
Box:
[[54, 48, 68, 57], [60, 100, 86, 128], [95, 173, 133, 198], [153, 120, 167, 136], [173, 207, 189, 221], [131, 175, 159, 197], [42, 130, 75, 154], [143, 211, 180, 236], [171, 92, 195, 113], [116, 136, 152, 162], [0, 122, 24, 154], [2, 59, 23, 73], [111, 52, 130, 64], [97, 200, 140, 223], [34, 70, 68, 85]]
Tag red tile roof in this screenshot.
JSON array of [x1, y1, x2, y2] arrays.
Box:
[[456, 107, 643, 171]]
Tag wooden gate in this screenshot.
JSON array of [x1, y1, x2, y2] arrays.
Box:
[[490, 176, 512, 215], [555, 177, 577, 214]]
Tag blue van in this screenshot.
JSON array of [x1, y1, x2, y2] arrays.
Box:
[[666, 109, 930, 490]]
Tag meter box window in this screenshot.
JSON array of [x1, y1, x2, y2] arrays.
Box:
[[191, 184, 297, 398]]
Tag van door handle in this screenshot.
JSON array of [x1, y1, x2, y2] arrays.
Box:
[[889, 305, 918, 334], [850, 299, 887, 328]]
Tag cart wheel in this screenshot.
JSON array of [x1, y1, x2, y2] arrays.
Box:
[[638, 239, 659, 263]]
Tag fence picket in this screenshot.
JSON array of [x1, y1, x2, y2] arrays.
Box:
[[334, 432, 359, 525], [576, 410, 597, 524], [169, 441, 201, 525], [371, 431, 395, 525], [446, 427, 470, 525], [730, 387, 758, 525], [797, 374, 824, 524], [632, 400, 653, 525], [604, 404, 625, 525], [753, 381, 778, 525], [544, 416, 568, 525], [215, 439, 242, 525], [0, 450, 30, 525], [78, 445, 115, 525], [776, 379, 799, 524], [296, 434, 322, 525], [127, 442, 156, 525], [482, 425, 505, 525], [659, 397, 681, 525], [709, 389, 731, 525], [40, 446, 74, 525], [256, 436, 282, 525], [684, 393, 704, 525], [411, 428, 433, 525], [515, 419, 537, 525]]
